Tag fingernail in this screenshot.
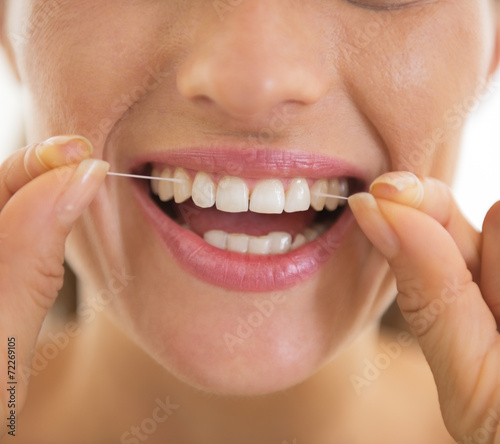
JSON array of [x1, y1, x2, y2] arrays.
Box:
[[56, 159, 109, 226], [369, 172, 424, 208], [36, 135, 93, 169], [348, 192, 400, 258]]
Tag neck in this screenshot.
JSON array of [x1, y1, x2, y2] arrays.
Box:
[[70, 310, 381, 443]]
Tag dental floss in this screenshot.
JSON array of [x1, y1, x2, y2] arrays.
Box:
[[311, 192, 349, 201], [107, 171, 186, 183], [106, 172, 350, 200]]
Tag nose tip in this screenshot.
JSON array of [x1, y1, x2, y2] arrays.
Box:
[[176, 8, 329, 118], [178, 53, 327, 117]]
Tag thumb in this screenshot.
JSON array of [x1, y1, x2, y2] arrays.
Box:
[[0, 159, 108, 418]]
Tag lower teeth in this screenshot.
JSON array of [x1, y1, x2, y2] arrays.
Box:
[[151, 192, 341, 255], [202, 224, 329, 255]]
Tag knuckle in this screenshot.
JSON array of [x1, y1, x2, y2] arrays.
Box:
[[27, 254, 66, 312], [397, 270, 473, 339], [400, 296, 439, 339]]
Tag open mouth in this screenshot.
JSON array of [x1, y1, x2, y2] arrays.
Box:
[[130, 149, 365, 291], [143, 164, 360, 255]]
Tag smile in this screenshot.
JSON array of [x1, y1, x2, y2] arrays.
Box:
[[149, 165, 350, 254], [130, 148, 366, 291]]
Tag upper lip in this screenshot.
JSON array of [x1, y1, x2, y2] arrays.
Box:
[[127, 146, 372, 187]]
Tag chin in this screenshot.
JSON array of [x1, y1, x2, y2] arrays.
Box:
[[102, 268, 376, 397], [147, 312, 338, 396]]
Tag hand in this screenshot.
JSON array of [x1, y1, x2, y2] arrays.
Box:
[[0, 136, 108, 437], [349, 171, 500, 443]]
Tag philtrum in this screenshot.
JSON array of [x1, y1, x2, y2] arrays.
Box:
[[106, 172, 350, 200]]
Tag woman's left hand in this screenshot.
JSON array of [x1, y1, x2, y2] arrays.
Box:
[[349, 171, 500, 443]]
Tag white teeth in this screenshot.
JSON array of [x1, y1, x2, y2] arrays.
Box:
[[284, 178, 310, 213], [150, 167, 350, 214], [226, 233, 249, 253], [216, 176, 249, 213], [173, 168, 192, 203], [338, 178, 349, 206], [151, 167, 161, 196], [150, 167, 348, 254], [250, 179, 285, 214], [204, 230, 227, 249], [248, 236, 271, 255], [158, 168, 175, 202], [268, 232, 292, 254], [325, 178, 349, 211], [192, 172, 216, 208], [203, 227, 324, 255], [310, 179, 328, 211], [291, 233, 307, 251], [325, 179, 340, 211]]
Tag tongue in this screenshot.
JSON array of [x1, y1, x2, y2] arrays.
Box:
[[175, 200, 317, 237]]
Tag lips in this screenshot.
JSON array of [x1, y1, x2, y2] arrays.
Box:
[[129, 148, 366, 292]]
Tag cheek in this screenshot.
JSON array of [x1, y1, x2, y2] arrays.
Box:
[[8, 1, 185, 147], [339, 4, 493, 180]]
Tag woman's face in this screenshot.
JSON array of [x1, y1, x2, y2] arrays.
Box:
[[3, 0, 499, 394]]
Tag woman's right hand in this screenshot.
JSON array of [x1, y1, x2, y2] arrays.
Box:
[[0, 136, 108, 437]]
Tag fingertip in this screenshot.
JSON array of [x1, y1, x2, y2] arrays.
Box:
[[23, 135, 94, 182], [349, 192, 400, 258], [482, 200, 500, 232], [55, 159, 109, 227], [348, 191, 378, 223], [36, 135, 94, 168], [348, 191, 376, 209], [369, 171, 424, 208], [72, 158, 110, 182]]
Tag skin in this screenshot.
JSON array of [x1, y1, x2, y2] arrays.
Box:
[[0, 0, 499, 442]]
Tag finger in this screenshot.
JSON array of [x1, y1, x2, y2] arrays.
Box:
[[0, 159, 108, 419], [349, 192, 499, 437], [480, 201, 500, 324], [370, 172, 481, 280], [0, 135, 93, 209]]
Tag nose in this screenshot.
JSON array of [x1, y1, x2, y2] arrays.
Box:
[[176, 2, 329, 118]]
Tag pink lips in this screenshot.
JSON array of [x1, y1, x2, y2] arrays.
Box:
[[130, 148, 363, 292], [129, 148, 364, 180]]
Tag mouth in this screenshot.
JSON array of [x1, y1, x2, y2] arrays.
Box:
[[130, 149, 366, 292]]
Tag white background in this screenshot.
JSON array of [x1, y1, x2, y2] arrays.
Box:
[[1, 50, 499, 230]]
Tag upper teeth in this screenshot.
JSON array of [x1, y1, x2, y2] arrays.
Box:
[[150, 166, 349, 214]]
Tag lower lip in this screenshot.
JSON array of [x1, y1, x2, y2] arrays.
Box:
[[133, 180, 355, 292]]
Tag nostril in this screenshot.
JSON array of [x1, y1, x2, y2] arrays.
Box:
[[176, 59, 210, 100]]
